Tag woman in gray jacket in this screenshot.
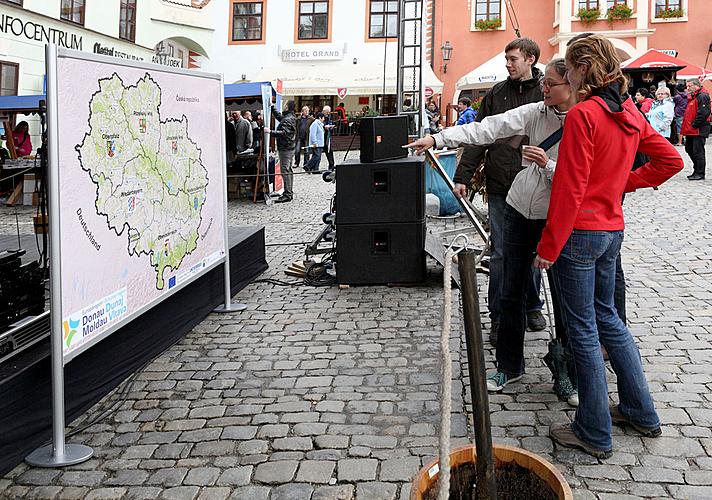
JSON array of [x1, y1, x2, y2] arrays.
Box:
[[407, 59, 578, 405]]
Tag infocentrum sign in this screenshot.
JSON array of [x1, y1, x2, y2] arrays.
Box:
[[0, 10, 181, 67], [0, 12, 83, 50]]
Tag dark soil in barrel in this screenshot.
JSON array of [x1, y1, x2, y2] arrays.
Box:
[[423, 462, 557, 500]]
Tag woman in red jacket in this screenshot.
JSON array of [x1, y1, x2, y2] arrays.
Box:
[[533, 35, 683, 458], [12, 121, 32, 157]]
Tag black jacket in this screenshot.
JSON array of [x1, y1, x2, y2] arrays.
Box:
[[225, 119, 236, 153], [455, 67, 544, 196], [272, 107, 297, 151]]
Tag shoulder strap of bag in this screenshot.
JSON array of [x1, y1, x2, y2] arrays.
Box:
[[537, 127, 563, 152]]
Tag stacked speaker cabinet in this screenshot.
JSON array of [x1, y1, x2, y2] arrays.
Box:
[[359, 116, 409, 163], [336, 156, 425, 285]]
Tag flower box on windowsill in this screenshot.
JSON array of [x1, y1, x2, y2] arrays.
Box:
[[606, 4, 633, 21], [576, 7, 601, 24], [475, 18, 502, 31], [656, 7, 684, 18]]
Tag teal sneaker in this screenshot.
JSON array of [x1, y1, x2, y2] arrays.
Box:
[[486, 371, 522, 392]]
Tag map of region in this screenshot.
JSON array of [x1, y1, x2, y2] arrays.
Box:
[[76, 73, 209, 290]]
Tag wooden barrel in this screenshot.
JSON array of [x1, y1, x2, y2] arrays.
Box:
[[410, 444, 573, 500]]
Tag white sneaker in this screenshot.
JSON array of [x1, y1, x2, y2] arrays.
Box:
[[567, 392, 579, 407]]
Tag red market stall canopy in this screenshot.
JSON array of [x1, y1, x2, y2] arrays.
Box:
[[621, 49, 712, 81]]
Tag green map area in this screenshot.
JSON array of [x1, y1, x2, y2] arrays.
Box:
[[76, 73, 209, 290]]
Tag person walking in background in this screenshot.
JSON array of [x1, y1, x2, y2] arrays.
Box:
[[647, 86, 675, 140], [534, 35, 683, 459], [270, 100, 298, 203], [456, 97, 476, 125], [673, 82, 688, 146], [295, 106, 313, 169], [681, 78, 711, 181], [304, 112, 326, 173], [12, 121, 32, 157], [634, 88, 654, 113], [321, 105, 336, 170], [453, 37, 546, 345]]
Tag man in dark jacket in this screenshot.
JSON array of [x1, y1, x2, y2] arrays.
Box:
[[452, 37, 545, 343], [234, 111, 253, 153], [271, 100, 298, 202], [681, 78, 711, 180], [295, 106, 314, 168]]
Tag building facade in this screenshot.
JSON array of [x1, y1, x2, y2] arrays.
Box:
[[0, 0, 215, 141], [206, 0, 442, 115], [433, 0, 712, 120]]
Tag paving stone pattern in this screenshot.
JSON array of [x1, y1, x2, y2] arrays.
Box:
[[2, 148, 712, 499]]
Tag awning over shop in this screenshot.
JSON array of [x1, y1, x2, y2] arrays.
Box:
[[0, 94, 46, 114], [252, 61, 443, 96], [456, 52, 546, 91], [621, 49, 712, 81], [224, 81, 275, 99]]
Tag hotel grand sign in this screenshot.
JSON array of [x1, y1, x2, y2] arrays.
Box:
[[281, 46, 344, 62]]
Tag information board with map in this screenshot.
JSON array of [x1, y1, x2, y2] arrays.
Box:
[[52, 48, 227, 361]]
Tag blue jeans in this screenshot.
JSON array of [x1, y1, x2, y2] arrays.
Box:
[[305, 147, 323, 171], [488, 195, 542, 323], [552, 230, 659, 451], [496, 204, 566, 376]]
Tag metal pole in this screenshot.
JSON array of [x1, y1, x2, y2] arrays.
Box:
[[396, 0, 403, 115], [419, 0, 427, 136], [214, 74, 246, 313], [26, 43, 93, 468], [457, 249, 497, 500]]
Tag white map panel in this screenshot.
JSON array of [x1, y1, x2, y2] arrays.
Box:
[[54, 50, 226, 361]]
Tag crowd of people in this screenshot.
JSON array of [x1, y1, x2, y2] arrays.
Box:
[[225, 109, 264, 163], [407, 33, 699, 459], [268, 101, 338, 203]]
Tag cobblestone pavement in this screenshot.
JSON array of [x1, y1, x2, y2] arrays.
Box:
[[2, 147, 712, 500]]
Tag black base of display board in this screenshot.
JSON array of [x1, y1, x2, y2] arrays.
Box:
[[0, 226, 267, 477]]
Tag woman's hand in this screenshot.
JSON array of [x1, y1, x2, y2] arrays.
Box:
[[403, 135, 435, 155], [522, 145, 549, 168], [533, 254, 553, 270]]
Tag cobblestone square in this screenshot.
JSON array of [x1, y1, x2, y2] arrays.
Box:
[[2, 147, 712, 499]]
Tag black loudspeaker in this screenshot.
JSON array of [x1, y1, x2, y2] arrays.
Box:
[[336, 221, 425, 285], [336, 157, 424, 225], [335, 156, 425, 284], [359, 116, 409, 163]]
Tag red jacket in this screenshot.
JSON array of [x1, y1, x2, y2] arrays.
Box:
[[537, 96, 683, 262], [639, 97, 653, 114], [681, 87, 711, 137]]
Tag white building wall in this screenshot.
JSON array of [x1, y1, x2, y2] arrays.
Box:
[[0, 0, 214, 148], [205, 0, 399, 85]]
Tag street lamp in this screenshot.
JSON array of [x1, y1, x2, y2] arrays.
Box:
[[441, 41, 453, 73]]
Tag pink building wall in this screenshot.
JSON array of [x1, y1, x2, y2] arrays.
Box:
[[433, 0, 712, 114]]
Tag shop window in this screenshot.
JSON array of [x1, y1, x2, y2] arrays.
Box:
[[231, 1, 265, 42], [61, 0, 85, 26], [578, 0, 599, 9], [369, 1, 398, 38], [474, 0, 501, 21], [0, 61, 19, 96], [298, 1, 329, 40], [119, 0, 137, 42], [655, 0, 681, 16]]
